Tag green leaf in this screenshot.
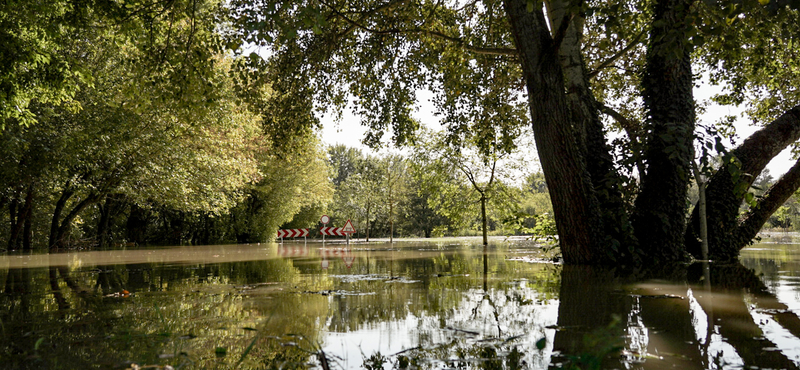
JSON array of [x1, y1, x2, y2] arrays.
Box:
[[34, 337, 45, 351]]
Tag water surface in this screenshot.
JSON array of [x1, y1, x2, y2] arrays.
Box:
[[2, 235, 800, 369]]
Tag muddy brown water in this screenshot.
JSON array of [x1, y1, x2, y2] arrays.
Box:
[[1, 235, 800, 369]]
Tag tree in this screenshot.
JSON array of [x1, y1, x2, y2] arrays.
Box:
[[336, 162, 383, 241], [228, 0, 800, 264], [328, 144, 367, 188], [411, 129, 529, 245], [399, 174, 451, 238], [223, 135, 333, 243], [0, 7, 270, 249], [1, 0, 231, 130]]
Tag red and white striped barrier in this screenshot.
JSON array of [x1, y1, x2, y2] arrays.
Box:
[[277, 228, 309, 238], [319, 227, 347, 236]]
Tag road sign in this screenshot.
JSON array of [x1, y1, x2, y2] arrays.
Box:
[[320, 215, 330, 224], [277, 228, 309, 238], [319, 227, 346, 236], [342, 219, 356, 234]]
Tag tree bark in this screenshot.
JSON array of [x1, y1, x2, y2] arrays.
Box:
[[50, 187, 74, 250], [8, 197, 20, 250], [21, 185, 34, 250], [546, 0, 635, 259], [686, 105, 800, 260], [480, 193, 488, 246], [49, 186, 100, 250], [633, 0, 696, 262], [126, 203, 149, 245], [502, 0, 606, 264], [97, 196, 122, 249]]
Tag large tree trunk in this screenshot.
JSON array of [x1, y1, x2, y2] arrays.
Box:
[[686, 105, 800, 260], [502, 0, 607, 264], [20, 185, 34, 250], [97, 196, 124, 249], [49, 187, 74, 250], [49, 186, 100, 250], [632, 0, 697, 262], [126, 203, 149, 245], [546, 0, 636, 261], [7, 197, 20, 250]]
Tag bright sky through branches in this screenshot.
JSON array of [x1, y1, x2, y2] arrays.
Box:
[[320, 85, 796, 178]]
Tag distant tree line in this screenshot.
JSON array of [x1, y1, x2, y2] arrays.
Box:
[[322, 136, 553, 241]]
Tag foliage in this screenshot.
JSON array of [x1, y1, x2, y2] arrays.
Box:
[[0, 1, 331, 249], [409, 129, 533, 240], [0, 0, 87, 127], [228, 0, 800, 264], [698, 1, 800, 126]]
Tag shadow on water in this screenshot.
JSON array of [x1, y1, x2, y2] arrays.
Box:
[[2, 238, 800, 369]]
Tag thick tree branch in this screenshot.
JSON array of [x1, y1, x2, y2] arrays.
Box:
[[598, 103, 641, 139], [551, 12, 573, 52], [735, 159, 800, 249], [686, 104, 800, 260]]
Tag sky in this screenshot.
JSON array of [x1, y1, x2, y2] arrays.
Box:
[[319, 88, 796, 178]]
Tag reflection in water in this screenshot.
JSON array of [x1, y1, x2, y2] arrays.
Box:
[[4, 237, 800, 369]]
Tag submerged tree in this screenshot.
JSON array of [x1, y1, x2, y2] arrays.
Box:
[[227, 0, 800, 264]]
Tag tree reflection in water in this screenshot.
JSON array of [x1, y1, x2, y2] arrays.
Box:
[[552, 261, 800, 370], [2, 239, 800, 369]]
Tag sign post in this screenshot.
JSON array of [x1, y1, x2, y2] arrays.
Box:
[[320, 215, 330, 244], [342, 219, 356, 245]]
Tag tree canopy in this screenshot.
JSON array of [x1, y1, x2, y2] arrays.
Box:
[[0, 0, 332, 249], [225, 0, 800, 264], [3, 0, 800, 263]]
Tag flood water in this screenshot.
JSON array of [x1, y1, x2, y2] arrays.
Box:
[[3, 235, 800, 369]]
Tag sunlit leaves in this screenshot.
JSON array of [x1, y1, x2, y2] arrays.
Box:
[[409, 128, 534, 233], [696, 1, 800, 125], [0, 0, 87, 128]]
